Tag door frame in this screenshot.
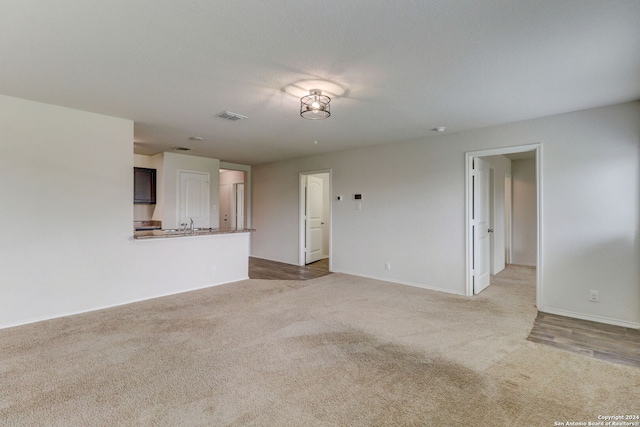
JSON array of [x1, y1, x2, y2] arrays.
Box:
[[298, 169, 332, 268], [220, 162, 252, 228], [465, 143, 543, 308]]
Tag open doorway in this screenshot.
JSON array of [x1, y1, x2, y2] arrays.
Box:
[[219, 168, 247, 229], [465, 144, 542, 308], [219, 162, 251, 230], [299, 170, 331, 270]]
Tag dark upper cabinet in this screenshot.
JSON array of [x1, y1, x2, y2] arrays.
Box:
[[134, 167, 156, 204]]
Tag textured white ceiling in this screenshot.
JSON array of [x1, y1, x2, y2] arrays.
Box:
[[2, 1, 639, 165]]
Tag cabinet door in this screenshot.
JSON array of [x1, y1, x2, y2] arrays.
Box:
[[134, 167, 156, 204]]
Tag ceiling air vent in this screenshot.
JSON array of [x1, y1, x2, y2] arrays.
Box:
[[216, 111, 248, 121], [172, 147, 192, 151]]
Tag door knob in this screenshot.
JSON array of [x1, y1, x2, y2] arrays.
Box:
[[488, 228, 494, 233]]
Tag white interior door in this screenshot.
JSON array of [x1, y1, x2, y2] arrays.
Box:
[[305, 176, 323, 264], [473, 158, 491, 294], [179, 171, 210, 228]]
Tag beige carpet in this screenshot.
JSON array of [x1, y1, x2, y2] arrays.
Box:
[[1, 266, 639, 426]]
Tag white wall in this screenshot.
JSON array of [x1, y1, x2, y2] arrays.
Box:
[[511, 159, 537, 266], [251, 102, 640, 328], [161, 152, 220, 229], [220, 170, 245, 185], [134, 153, 155, 168], [253, 138, 476, 294], [0, 95, 249, 329]]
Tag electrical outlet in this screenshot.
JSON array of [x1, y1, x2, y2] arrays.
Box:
[[589, 290, 599, 302], [385, 262, 391, 270]]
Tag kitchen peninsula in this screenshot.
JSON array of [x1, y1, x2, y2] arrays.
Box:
[[1, 94, 253, 329], [130, 151, 253, 299], [134, 227, 254, 239]]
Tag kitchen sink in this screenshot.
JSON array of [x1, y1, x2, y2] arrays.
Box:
[[151, 229, 184, 236], [151, 228, 217, 236]]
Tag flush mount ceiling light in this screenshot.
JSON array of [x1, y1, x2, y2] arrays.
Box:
[[300, 89, 331, 120]]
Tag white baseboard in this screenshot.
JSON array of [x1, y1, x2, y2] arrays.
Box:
[[332, 270, 466, 296], [0, 277, 250, 330], [332, 272, 639, 329]]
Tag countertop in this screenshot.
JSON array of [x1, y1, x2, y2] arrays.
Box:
[[134, 228, 255, 240]]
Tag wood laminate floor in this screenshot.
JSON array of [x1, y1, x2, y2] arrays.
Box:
[[527, 311, 640, 368], [249, 257, 331, 280]]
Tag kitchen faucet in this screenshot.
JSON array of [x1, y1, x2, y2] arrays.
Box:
[[180, 218, 195, 233]]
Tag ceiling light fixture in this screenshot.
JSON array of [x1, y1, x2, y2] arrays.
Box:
[[300, 89, 331, 120]]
